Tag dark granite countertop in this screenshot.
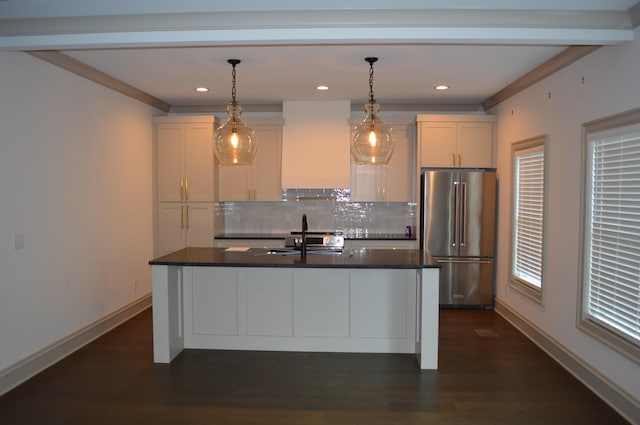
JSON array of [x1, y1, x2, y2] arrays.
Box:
[[215, 233, 416, 241], [149, 247, 437, 269]]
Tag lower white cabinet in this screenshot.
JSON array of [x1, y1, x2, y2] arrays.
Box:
[[156, 202, 215, 256], [183, 266, 416, 352]]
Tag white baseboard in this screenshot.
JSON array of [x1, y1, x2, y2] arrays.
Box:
[[495, 298, 639, 425], [0, 294, 152, 397]]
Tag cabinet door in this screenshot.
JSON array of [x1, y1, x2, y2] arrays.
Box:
[[218, 165, 251, 201], [385, 123, 414, 201], [156, 125, 184, 202], [218, 124, 282, 201], [184, 123, 215, 202], [350, 163, 383, 201], [351, 121, 414, 202], [457, 122, 494, 168], [184, 203, 215, 247], [419, 121, 457, 168], [156, 202, 186, 255], [252, 125, 282, 201]]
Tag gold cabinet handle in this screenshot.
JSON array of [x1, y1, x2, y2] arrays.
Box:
[[458, 153, 462, 167], [180, 179, 185, 201], [184, 179, 189, 201], [185, 205, 189, 229], [452, 153, 456, 167], [253, 189, 257, 200], [180, 205, 184, 229]]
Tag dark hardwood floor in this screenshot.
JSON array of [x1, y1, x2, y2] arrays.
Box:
[[0, 308, 629, 424]]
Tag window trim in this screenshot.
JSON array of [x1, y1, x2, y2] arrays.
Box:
[[578, 107, 640, 365], [509, 135, 548, 304]]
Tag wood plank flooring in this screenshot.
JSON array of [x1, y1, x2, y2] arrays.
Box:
[[0, 308, 629, 424]]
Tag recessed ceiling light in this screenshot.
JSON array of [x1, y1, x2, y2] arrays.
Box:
[[195, 87, 209, 92], [316, 85, 329, 91], [434, 85, 449, 91]]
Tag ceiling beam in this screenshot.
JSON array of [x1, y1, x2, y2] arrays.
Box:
[[1, 9, 634, 50], [481, 45, 601, 111], [27, 51, 171, 112]]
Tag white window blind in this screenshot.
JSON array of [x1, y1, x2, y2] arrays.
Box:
[[512, 144, 545, 290], [584, 129, 640, 346]]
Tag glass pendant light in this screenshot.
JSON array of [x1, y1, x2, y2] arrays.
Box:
[[214, 59, 257, 165], [351, 57, 393, 165]]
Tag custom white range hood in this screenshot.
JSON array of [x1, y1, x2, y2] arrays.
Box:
[[281, 100, 351, 189]]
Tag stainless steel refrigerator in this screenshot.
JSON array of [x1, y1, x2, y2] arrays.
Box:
[[420, 169, 497, 308]]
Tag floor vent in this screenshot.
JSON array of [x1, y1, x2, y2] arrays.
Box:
[[474, 328, 498, 338]]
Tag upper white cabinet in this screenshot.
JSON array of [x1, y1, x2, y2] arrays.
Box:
[[417, 114, 496, 168], [155, 116, 217, 202], [218, 120, 283, 201], [350, 118, 415, 202]]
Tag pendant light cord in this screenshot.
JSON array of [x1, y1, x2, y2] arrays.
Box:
[[365, 57, 378, 103]]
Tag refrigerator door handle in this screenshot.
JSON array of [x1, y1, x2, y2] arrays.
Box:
[[453, 182, 459, 247], [460, 182, 467, 247], [435, 258, 493, 264]]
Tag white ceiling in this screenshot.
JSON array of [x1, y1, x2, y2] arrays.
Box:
[[1, 0, 638, 111]]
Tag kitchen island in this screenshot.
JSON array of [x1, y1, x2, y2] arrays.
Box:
[[149, 247, 440, 369]]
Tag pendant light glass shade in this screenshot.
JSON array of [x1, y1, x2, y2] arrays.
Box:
[[213, 59, 257, 166], [351, 57, 393, 165]]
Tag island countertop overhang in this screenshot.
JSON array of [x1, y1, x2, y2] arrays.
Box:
[[149, 247, 438, 269]]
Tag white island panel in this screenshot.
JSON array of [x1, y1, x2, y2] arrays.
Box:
[[191, 267, 238, 336], [246, 268, 293, 337], [351, 269, 412, 339], [294, 269, 350, 338]]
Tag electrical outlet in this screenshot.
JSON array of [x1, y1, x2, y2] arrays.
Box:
[[13, 233, 24, 250]]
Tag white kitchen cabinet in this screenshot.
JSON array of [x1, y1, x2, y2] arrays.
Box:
[[417, 114, 496, 168], [155, 202, 215, 256], [155, 116, 217, 202], [350, 119, 415, 202], [218, 120, 283, 201], [154, 116, 217, 256]]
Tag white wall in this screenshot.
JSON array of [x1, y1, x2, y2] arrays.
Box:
[[0, 52, 157, 371], [492, 30, 640, 404]]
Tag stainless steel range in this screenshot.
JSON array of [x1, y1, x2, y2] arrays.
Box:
[[285, 231, 345, 252]]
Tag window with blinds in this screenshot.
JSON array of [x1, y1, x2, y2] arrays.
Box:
[[510, 136, 546, 302], [580, 110, 640, 364]]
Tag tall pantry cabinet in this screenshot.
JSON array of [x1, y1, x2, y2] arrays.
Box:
[[154, 116, 217, 256]]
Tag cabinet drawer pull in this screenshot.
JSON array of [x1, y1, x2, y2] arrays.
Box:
[[184, 179, 189, 201], [180, 179, 185, 201], [180, 205, 184, 229]]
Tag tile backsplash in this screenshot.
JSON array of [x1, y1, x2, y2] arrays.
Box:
[[216, 189, 416, 236]]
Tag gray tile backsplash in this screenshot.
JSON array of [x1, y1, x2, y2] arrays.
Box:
[[216, 189, 416, 236]]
